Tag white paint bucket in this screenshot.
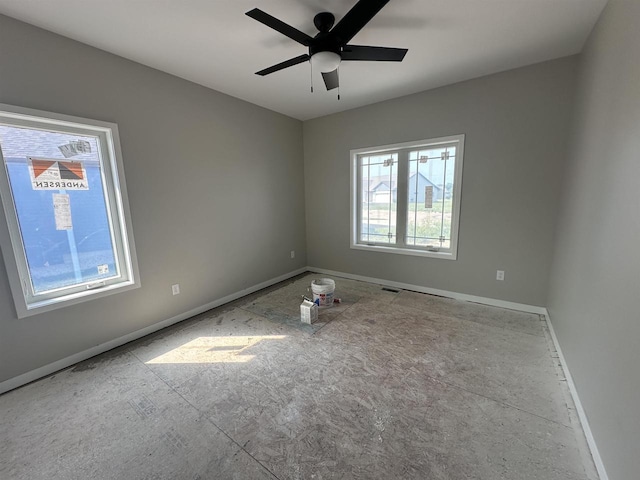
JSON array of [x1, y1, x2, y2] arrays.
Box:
[[311, 278, 335, 307]]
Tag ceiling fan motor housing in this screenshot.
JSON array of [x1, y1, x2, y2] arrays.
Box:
[[309, 33, 342, 57]]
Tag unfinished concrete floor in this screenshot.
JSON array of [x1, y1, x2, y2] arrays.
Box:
[[0, 273, 598, 479]]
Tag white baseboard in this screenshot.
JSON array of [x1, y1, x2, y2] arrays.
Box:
[[543, 309, 608, 480], [307, 266, 547, 314], [0, 267, 307, 395]]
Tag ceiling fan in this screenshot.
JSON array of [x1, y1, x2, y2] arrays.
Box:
[[246, 0, 408, 93]]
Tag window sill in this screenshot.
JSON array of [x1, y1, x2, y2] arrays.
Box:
[[350, 243, 457, 260], [15, 279, 140, 318]]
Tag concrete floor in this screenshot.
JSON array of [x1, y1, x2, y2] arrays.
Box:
[[0, 273, 598, 479]]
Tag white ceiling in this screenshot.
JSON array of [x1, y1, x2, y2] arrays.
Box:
[[0, 0, 607, 121]]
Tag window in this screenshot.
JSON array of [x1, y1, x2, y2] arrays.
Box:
[[350, 134, 465, 260], [0, 104, 139, 317]]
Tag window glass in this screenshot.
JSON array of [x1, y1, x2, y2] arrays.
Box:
[[406, 146, 456, 249], [1, 126, 118, 293], [359, 153, 398, 244]]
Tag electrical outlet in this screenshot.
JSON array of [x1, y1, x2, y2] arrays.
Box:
[[172, 284, 180, 295], [290, 250, 295, 259], [496, 270, 505, 281]]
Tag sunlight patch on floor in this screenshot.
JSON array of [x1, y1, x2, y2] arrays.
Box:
[[145, 335, 287, 364]]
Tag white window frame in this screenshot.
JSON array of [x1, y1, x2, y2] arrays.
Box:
[[350, 134, 465, 260], [0, 103, 140, 318]]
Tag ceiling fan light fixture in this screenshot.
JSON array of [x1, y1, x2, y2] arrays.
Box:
[[310, 51, 341, 73]]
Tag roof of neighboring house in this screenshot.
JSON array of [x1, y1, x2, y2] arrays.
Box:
[[0, 126, 98, 164], [367, 173, 442, 192]]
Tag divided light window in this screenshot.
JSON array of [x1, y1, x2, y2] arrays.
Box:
[[0, 104, 139, 317], [351, 135, 465, 260]]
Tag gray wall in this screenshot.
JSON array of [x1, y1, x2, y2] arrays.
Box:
[[0, 15, 306, 384], [547, 1, 640, 479], [303, 58, 578, 306]]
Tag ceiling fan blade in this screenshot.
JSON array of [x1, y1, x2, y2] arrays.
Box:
[[246, 8, 312, 46], [322, 69, 339, 91], [256, 54, 310, 76], [330, 0, 390, 44], [341, 45, 408, 62]]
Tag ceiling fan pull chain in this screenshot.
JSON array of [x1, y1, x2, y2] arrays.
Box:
[[337, 66, 341, 100], [310, 61, 314, 93]]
